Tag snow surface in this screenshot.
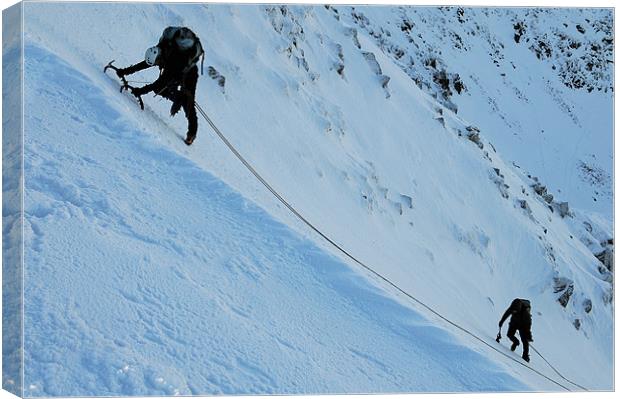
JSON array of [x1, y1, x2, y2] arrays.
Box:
[[21, 31, 530, 397], [3, 1, 614, 396]]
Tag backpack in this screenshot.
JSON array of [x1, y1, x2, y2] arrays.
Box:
[[512, 299, 532, 325], [158, 26, 205, 74], [519, 299, 531, 311]]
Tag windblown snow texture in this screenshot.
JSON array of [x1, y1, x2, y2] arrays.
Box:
[[22, 45, 527, 396], [8, 2, 615, 396], [2, 4, 24, 397]]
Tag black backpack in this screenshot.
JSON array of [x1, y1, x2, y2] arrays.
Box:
[[512, 299, 532, 324], [158, 26, 205, 74], [519, 299, 531, 311]]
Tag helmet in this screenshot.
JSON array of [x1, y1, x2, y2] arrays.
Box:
[[175, 28, 196, 50], [145, 46, 161, 66]]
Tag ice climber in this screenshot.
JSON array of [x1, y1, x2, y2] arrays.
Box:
[[111, 27, 204, 145], [498, 298, 533, 362]]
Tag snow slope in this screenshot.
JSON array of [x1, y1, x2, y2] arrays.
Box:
[[7, 2, 614, 395], [336, 6, 613, 219], [21, 40, 533, 397]]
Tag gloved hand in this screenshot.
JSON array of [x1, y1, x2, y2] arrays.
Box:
[[116, 68, 126, 79], [129, 86, 144, 98], [120, 85, 145, 110]]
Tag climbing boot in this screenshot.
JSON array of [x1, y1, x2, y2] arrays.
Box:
[[184, 133, 196, 146], [510, 341, 519, 352]]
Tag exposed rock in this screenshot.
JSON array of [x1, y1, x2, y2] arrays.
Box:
[[578, 161, 611, 195], [453, 76, 465, 94], [207, 67, 226, 92], [513, 21, 526, 43], [362, 52, 382, 74], [466, 126, 483, 149], [336, 63, 345, 76], [595, 245, 614, 273], [488, 170, 509, 199], [530, 40, 552, 59], [433, 70, 450, 92], [558, 284, 574, 307], [583, 299, 592, 313], [553, 278, 570, 293], [598, 265, 614, 284], [554, 277, 575, 307], [556, 201, 570, 218], [573, 319, 581, 330], [532, 182, 547, 196], [530, 182, 557, 204], [517, 199, 534, 219], [400, 19, 414, 33], [432, 69, 466, 100], [335, 43, 345, 77], [362, 52, 391, 97], [380, 75, 391, 90], [345, 27, 361, 49]]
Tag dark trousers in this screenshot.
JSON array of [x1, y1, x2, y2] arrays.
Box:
[[507, 323, 529, 357], [180, 67, 198, 139], [123, 61, 199, 138], [143, 67, 199, 139]]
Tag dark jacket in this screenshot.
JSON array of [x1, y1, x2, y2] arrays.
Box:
[[120, 27, 203, 91], [499, 298, 532, 333], [117, 27, 203, 141]]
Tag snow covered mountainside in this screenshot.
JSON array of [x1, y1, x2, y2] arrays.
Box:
[[5, 2, 613, 395]]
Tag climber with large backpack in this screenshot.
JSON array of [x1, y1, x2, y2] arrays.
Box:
[[106, 26, 205, 145], [497, 298, 533, 362]]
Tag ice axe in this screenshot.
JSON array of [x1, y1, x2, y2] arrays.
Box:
[[104, 60, 145, 110], [104, 60, 129, 88]]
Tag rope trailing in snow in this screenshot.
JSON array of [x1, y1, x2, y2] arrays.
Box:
[[530, 345, 587, 391], [195, 102, 588, 392]]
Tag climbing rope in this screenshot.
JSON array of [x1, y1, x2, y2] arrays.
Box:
[[194, 102, 588, 392], [530, 345, 587, 391]]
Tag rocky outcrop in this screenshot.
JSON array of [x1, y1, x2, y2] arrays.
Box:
[[554, 277, 574, 307], [595, 243, 614, 273], [207, 67, 226, 93]]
